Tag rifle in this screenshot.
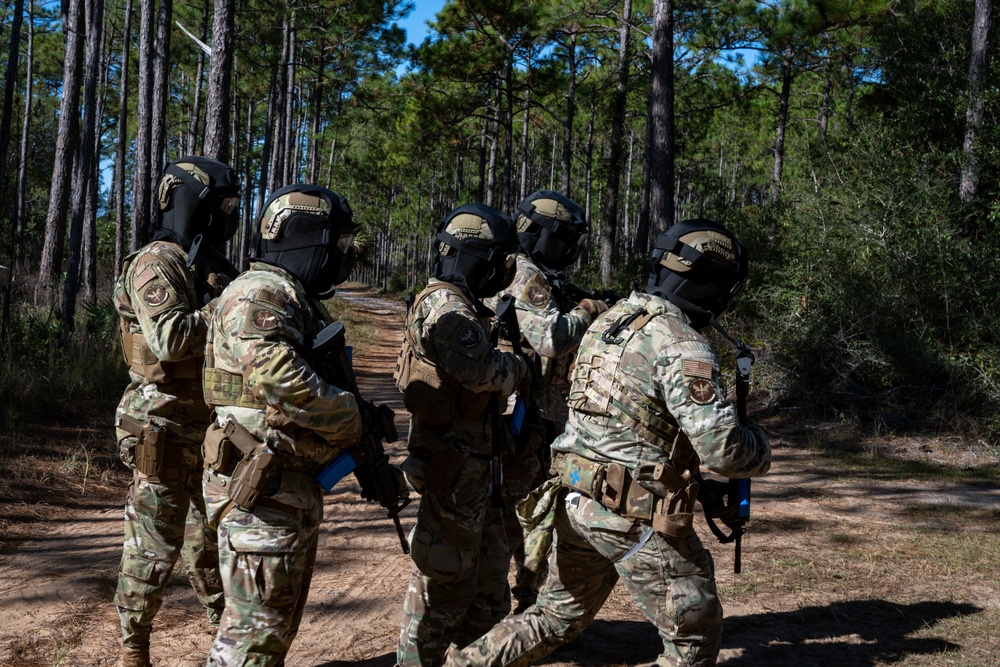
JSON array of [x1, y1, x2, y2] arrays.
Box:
[[699, 337, 754, 574], [309, 321, 411, 554], [552, 278, 621, 308], [185, 233, 240, 280]]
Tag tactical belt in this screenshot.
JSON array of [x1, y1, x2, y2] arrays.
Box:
[[554, 452, 697, 541], [211, 418, 301, 525]]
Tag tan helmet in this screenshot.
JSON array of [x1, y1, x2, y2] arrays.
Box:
[[434, 203, 519, 298], [513, 190, 587, 271]]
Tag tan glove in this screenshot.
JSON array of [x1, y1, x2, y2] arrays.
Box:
[[578, 298, 610, 319]]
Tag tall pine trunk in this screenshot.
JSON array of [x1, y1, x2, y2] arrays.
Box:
[[960, 0, 993, 205], [113, 0, 133, 274], [600, 0, 632, 282], [203, 0, 235, 161], [649, 0, 674, 236], [149, 0, 173, 226], [37, 0, 85, 308], [131, 0, 156, 251], [560, 31, 577, 195], [0, 0, 24, 337]]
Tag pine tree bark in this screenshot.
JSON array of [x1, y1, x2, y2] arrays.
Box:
[[37, 0, 85, 308], [960, 0, 993, 204], [62, 0, 105, 328], [560, 31, 577, 195], [131, 0, 156, 251], [188, 0, 209, 155], [770, 49, 792, 203], [649, 0, 674, 236], [203, 0, 235, 161], [113, 0, 133, 274], [0, 0, 25, 336], [600, 0, 632, 282], [149, 0, 173, 225]]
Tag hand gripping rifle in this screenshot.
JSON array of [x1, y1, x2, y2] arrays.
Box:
[[309, 321, 411, 554], [699, 336, 754, 574], [551, 277, 621, 308]]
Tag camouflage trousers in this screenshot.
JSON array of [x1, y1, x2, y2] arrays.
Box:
[[446, 490, 723, 667], [204, 467, 323, 666], [502, 449, 547, 611], [115, 437, 224, 649], [398, 456, 511, 667]]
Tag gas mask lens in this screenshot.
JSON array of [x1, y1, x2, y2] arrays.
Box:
[[336, 232, 356, 255], [220, 196, 239, 215]]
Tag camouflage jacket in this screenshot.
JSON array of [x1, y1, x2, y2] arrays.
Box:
[[404, 279, 524, 457], [113, 240, 221, 442], [204, 261, 362, 468], [555, 291, 771, 480], [486, 254, 596, 423]]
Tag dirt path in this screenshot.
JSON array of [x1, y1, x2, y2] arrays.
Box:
[[2, 286, 999, 667]]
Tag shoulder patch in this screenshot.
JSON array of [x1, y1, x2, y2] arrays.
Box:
[[251, 309, 281, 331], [688, 378, 717, 405], [525, 284, 549, 307], [134, 265, 159, 289], [457, 325, 483, 348], [682, 359, 714, 379], [143, 284, 170, 307], [255, 287, 290, 311]]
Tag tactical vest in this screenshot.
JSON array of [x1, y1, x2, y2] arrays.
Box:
[[118, 310, 202, 384], [393, 282, 493, 426], [202, 338, 268, 409], [568, 301, 692, 467]]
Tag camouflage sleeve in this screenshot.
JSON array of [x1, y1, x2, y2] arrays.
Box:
[[507, 261, 592, 359], [656, 340, 771, 478], [129, 251, 209, 361], [228, 294, 362, 447], [423, 297, 524, 396]]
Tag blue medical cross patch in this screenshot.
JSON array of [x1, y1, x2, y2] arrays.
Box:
[[570, 469, 581, 485]]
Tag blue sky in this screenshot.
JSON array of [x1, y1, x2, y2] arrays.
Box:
[[396, 1, 445, 48]]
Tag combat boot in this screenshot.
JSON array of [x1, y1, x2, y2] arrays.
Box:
[[119, 645, 151, 667]]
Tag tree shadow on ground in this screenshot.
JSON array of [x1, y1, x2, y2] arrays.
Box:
[[722, 599, 978, 667], [314, 599, 979, 667]]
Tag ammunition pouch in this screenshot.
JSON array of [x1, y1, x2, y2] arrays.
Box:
[[117, 414, 183, 483], [555, 452, 698, 540], [119, 319, 201, 384]]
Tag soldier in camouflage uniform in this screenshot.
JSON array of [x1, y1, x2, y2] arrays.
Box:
[[200, 184, 374, 665], [447, 219, 772, 667], [487, 190, 608, 612], [113, 156, 240, 667], [395, 204, 529, 667]]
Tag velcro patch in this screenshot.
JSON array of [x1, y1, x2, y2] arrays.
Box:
[[134, 265, 159, 289], [255, 287, 289, 311], [520, 273, 551, 308], [682, 359, 714, 379], [143, 285, 170, 307], [457, 325, 483, 348], [251, 308, 281, 332], [688, 378, 716, 405]]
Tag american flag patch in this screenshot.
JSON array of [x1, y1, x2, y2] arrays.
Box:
[[682, 359, 713, 379]]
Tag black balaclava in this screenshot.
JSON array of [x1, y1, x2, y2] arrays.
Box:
[[255, 184, 357, 299], [645, 218, 748, 329], [434, 203, 519, 299], [153, 156, 240, 250], [513, 190, 587, 273]]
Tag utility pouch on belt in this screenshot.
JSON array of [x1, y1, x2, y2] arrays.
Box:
[[118, 414, 167, 478], [223, 416, 277, 511], [557, 453, 606, 499], [202, 421, 233, 472]]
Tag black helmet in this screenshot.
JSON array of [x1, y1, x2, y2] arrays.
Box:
[[255, 184, 357, 299], [513, 190, 587, 272], [154, 156, 240, 249], [434, 203, 519, 299], [646, 218, 748, 326]]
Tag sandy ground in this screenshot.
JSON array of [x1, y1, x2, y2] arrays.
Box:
[[1, 286, 998, 667]]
